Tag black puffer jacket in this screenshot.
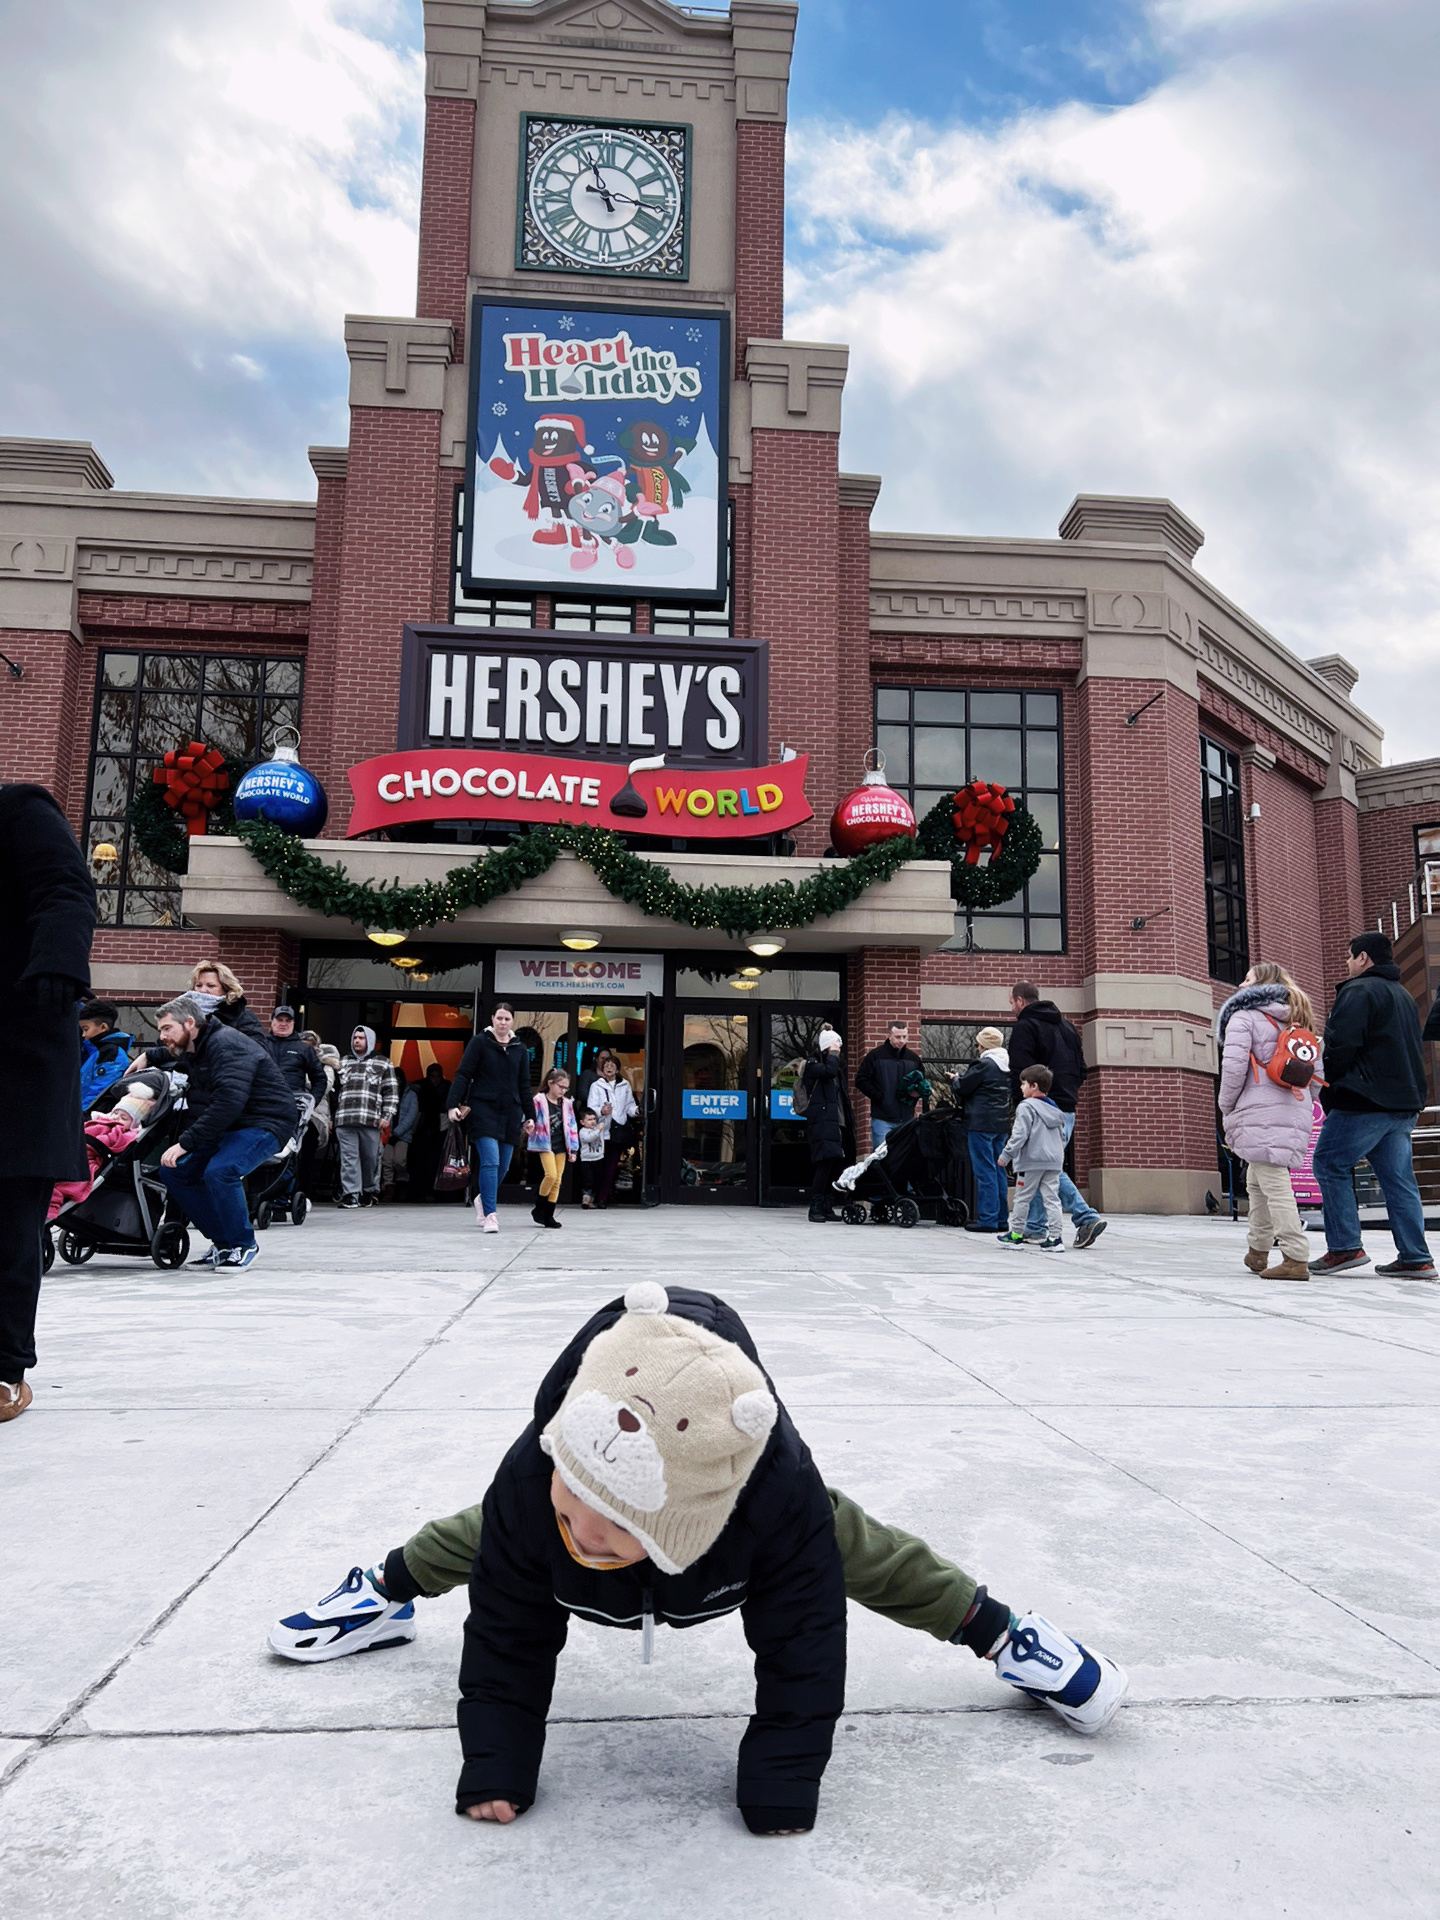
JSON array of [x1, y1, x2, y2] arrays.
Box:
[[1008, 1001, 1087, 1113], [210, 995, 269, 1047], [264, 1033, 328, 1101], [854, 1040, 924, 1123], [146, 1021, 299, 1155], [449, 1028, 531, 1144], [950, 1052, 1011, 1134], [800, 1051, 853, 1160], [455, 1289, 846, 1829], [1321, 963, 1428, 1114]]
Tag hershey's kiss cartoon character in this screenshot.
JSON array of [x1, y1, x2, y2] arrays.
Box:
[[618, 419, 695, 547], [488, 413, 596, 548], [564, 469, 637, 572], [609, 754, 666, 821]]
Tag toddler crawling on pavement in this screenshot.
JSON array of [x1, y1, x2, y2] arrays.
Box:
[[270, 1285, 1126, 1833]]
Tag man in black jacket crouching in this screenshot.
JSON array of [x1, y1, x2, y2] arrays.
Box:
[[144, 993, 299, 1270]]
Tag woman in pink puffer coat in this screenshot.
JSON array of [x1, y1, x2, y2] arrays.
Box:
[[1216, 962, 1319, 1281]]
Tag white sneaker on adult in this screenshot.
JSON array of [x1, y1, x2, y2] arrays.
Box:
[[268, 1566, 417, 1663], [473, 1196, 486, 1228], [994, 1612, 1128, 1734], [482, 1213, 499, 1233]]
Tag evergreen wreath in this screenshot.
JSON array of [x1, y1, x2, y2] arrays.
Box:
[[233, 816, 922, 939], [915, 791, 1044, 911], [127, 755, 252, 876]]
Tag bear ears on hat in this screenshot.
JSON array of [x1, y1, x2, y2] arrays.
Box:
[[620, 1283, 778, 1441]]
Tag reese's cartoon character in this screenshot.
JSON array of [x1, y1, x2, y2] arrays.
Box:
[[617, 419, 695, 547], [563, 468, 637, 573], [488, 413, 596, 548]]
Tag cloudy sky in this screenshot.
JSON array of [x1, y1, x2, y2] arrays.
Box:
[[2, 0, 1436, 758]]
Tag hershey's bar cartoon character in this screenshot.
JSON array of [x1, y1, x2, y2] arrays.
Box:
[[618, 419, 694, 548], [489, 413, 597, 548]]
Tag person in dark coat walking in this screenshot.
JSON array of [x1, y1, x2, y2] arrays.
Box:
[[263, 1006, 327, 1101], [854, 1020, 924, 1147], [1006, 981, 1107, 1248], [1311, 933, 1435, 1278], [448, 1002, 531, 1232], [0, 785, 96, 1421], [140, 994, 300, 1270], [801, 1026, 853, 1222], [950, 1027, 1012, 1232], [407, 1062, 451, 1202]]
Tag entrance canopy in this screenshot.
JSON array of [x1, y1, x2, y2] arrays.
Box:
[[182, 837, 957, 953]]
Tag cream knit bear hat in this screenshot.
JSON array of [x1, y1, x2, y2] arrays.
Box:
[[540, 1283, 778, 1575]]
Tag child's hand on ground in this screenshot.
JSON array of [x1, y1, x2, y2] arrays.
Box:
[[466, 1801, 519, 1823]]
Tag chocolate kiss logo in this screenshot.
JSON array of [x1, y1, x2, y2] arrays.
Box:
[[610, 753, 666, 819]]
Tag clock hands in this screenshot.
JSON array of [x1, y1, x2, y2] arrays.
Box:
[[585, 162, 616, 213]]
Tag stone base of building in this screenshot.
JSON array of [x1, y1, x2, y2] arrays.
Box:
[[1089, 1166, 1217, 1215]]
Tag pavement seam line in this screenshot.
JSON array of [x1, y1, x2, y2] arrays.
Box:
[[0, 1242, 533, 1799]]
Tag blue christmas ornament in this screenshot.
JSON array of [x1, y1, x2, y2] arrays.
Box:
[[232, 729, 328, 837]]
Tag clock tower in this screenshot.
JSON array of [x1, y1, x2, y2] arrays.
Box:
[[304, 0, 865, 859]]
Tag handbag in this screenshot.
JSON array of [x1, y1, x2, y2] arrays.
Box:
[[433, 1121, 472, 1193]]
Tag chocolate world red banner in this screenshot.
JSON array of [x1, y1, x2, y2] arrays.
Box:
[[345, 748, 812, 839]]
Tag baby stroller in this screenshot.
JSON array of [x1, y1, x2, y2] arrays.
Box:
[[833, 1108, 970, 1229], [45, 1069, 194, 1272], [246, 1095, 315, 1229]]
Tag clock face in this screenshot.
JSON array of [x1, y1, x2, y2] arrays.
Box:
[[519, 118, 688, 279]]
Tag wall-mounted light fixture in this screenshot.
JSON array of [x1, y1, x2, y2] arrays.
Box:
[[1247, 801, 1261, 823], [746, 932, 786, 957], [367, 929, 406, 947], [1130, 904, 1173, 932], [560, 930, 600, 951]]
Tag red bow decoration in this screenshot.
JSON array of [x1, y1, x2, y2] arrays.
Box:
[[152, 741, 229, 837], [952, 779, 1016, 865]]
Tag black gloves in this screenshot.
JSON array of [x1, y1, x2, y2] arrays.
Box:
[[26, 974, 86, 1017]]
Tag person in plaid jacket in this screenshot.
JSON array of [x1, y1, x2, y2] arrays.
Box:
[[335, 1024, 402, 1209]]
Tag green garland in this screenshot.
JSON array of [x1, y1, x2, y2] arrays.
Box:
[[234, 816, 921, 939], [229, 786, 1040, 938], [915, 792, 1044, 910], [127, 756, 252, 876]]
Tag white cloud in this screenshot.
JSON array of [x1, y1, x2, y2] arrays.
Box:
[[0, 0, 421, 496], [788, 0, 1440, 762]]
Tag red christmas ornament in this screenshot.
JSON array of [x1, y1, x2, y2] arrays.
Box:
[[152, 740, 230, 837], [951, 778, 1016, 865], [830, 757, 917, 856]]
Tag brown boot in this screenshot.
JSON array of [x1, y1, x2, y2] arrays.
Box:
[[1243, 1249, 1272, 1275], [0, 1379, 33, 1422], [1269, 1259, 1311, 1281]]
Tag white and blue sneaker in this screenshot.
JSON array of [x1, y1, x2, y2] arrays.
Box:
[[267, 1566, 417, 1663], [189, 1245, 227, 1268], [223, 1245, 260, 1270], [995, 1612, 1128, 1733]]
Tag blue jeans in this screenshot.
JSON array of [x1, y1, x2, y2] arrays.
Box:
[[475, 1136, 515, 1217], [1313, 1108, 1431, 1263], [967, 1131, 1008, 1229], [871, 1117, 904, 1147], [157, 1127, 279, 1253], [1026, 1110, 1098, 1233]]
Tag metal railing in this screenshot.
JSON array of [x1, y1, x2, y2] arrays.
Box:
[[1378, 859, 1440, 940]]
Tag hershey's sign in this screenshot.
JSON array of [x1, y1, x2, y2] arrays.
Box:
[[398, 626, 767, 767]]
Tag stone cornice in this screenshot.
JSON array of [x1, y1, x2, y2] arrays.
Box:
[[1196, 628, 1335, 757], [1356, 757, 1440, 814], [0, 438, 113, 492], [746, 338, 847, 434], [308, 447, 349, 484], [75, 543, 312, 600], [870, 584, 1086, 638], [838, 472, 882, 514], [345, 316, 454, 412]]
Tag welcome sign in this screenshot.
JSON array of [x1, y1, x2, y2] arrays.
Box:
[[463, 298, 729, 601], [495, 951, 664, 996]]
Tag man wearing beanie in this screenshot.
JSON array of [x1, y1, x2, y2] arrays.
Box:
[[270, 1286, 1130, 1832]]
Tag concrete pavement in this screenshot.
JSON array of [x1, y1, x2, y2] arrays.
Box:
[[3, 1203, 1439, 1916]]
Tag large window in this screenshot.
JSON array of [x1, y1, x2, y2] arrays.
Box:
[[84, 649, 303, 927], [874, 686, 1065, 952], [1201, 735, 1249, 984]]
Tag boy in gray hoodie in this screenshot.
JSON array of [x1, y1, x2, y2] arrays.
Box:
[[998, 1062, 1068, 1249]]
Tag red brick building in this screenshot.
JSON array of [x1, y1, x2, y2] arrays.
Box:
[[2, 0, 1435, 1210]]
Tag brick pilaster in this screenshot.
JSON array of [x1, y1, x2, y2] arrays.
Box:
[[0, 628, 86, 812], [416, 96, 476, 359], [1315, 794, 1365, 999], [846, 947, 922, 1152], [734, 122, 786, 369]]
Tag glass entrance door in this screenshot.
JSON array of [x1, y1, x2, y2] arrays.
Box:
[[669, 1010, 756, 1203], [501, 1000, 649, 1207]]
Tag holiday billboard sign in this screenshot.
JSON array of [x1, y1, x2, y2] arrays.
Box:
[[463, 297, 728, 601], [344, 746, 812, 840], [397, 626, 768, 769]]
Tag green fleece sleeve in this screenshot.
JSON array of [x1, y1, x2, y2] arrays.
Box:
[[399, 1502, 486, 1596], [827, 1487, 977, 1642]]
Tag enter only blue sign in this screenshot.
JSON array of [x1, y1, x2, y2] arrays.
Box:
[[682, 1089, 747, 1120], [770, 1089, 803, 1120]]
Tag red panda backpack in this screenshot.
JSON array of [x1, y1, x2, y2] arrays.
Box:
[[1254, 1014, 1323, 1097]]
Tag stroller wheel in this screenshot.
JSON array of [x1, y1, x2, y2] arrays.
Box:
[[151, 1222, 190, 1270], [42, 1227, 56, 1273], [254, 1202, 272, 1232], [58, 1231, 95, 1266], [290, 1193, 308, 1226], [840, 1202, 868, 1226], [893, 1198, 922, 1229], [868, 1202, 891, 1226]]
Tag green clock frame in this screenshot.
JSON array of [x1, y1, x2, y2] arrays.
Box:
[[515, 113, 692, 282]]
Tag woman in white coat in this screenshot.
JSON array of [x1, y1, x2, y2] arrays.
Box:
[[584, 1048, 640, 1210]]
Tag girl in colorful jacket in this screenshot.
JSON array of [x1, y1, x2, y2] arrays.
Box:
[[1217, 962, 1319, 1280], [523, 1067, 578, 1229]]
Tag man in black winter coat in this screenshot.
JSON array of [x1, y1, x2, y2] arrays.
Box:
[[1006, 982, 1106, 1247], [1311, 933, 1435, 1278], [144, 995, 300, 1269], [854, 1020, 924, 1146], [264, 1006, 327, 1101], [0, 785, 95, 1422]]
